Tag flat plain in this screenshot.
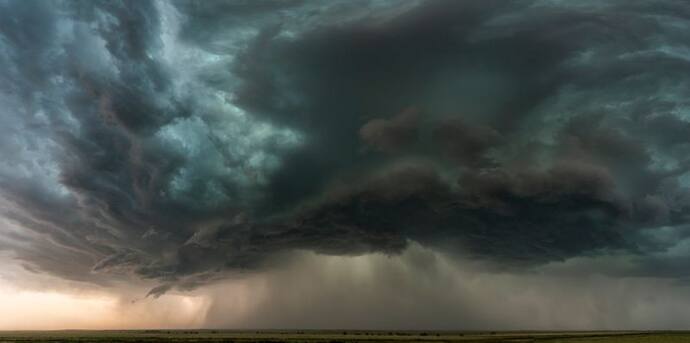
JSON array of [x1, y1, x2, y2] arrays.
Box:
[[1, 330, 690, 343]]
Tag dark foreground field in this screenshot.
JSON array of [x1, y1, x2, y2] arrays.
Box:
[[1, 330, 690, 343]]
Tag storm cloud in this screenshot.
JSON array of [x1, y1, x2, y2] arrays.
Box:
[[2, 0, 690, 304]]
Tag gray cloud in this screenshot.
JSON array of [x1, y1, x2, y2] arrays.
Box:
[[360, 107, 421, 153], [1, 0, 690, 303]]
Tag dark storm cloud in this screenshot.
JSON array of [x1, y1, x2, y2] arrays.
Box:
[[431, 118, 503, 167], [288, 159, 628, 265], [2, 0, 690, 296], [359, 107, 421, 153]]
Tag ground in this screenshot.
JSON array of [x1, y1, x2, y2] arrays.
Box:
[[1, 331, 690, 343]]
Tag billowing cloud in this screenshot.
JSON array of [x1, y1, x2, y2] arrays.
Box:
[[2, 0, 690, 313]]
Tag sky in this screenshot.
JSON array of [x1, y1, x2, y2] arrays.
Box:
[[2, 0, 690, 330]]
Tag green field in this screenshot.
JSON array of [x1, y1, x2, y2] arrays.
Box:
[[1, 331, 690, 343]]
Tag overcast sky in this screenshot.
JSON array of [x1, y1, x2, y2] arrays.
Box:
[[3, 0, 690, 330]]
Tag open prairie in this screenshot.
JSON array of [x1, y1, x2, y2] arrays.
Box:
[[1, 331, 690, 343]]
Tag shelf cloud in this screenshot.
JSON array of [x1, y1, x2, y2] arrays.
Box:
[[2, 0, 690, 327]]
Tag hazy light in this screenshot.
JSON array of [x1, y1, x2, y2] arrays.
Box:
[[0, 281, 210, 330]]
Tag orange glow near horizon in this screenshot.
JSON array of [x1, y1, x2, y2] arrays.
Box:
[[0, 282, 210, 330]]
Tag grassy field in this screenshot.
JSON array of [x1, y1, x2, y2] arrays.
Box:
[[1, 330, 690, 343]]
